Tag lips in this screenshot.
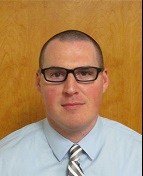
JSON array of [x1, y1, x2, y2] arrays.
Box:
[[61, 102, 85, 110]]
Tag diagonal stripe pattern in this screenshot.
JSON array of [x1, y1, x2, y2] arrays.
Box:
[[68, 144, 84, 176]]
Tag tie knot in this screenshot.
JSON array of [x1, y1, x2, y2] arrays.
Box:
[[70, 144, 82, 161]]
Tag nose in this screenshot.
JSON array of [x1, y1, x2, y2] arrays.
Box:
[[63, 73, 79, 96]]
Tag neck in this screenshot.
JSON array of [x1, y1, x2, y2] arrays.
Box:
[[47, 117, 98, 143]]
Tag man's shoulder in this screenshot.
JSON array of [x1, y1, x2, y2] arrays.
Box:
[[100, 116, 142, 143], [0, 119, 45, 152]]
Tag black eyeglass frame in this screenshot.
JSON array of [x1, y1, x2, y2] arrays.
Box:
[[40, 66, 104, 83]]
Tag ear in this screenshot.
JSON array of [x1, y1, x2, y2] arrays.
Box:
[[102, 68, 109, 93], [35, 70, 42, 93]]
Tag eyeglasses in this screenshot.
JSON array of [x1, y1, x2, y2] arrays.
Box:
[[40, 66, 104, 83]]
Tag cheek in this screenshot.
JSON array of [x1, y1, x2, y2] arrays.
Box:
[[85, 84, 103, 107], [41, 86, 60, 108]]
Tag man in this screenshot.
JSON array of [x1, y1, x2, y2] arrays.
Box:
[[0, 30, 142, 176]]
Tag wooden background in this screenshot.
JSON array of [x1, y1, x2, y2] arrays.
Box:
[[0, 0, 142, 139]]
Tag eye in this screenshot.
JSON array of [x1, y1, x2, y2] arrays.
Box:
[[80, 71, 91, 76], [76, 70, 93, 76], [50, 71, 65, 78]]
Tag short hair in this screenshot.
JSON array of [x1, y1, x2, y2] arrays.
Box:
[[39, 30, 104, 68]]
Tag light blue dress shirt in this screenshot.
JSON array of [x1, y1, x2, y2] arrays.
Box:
[[0, 116, 142, 176]]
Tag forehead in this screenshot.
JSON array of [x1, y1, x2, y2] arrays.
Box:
[[43, 39, 98, 68]]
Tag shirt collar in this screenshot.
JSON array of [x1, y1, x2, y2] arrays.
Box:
[[43, 116, 104, 161], [78, 116, 104, 160], [43, 119, 73, 161]]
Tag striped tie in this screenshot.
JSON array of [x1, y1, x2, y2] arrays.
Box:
[[68, 144, 84, 176]]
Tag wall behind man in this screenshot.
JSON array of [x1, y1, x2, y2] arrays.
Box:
[[0, 0, 142, 139]]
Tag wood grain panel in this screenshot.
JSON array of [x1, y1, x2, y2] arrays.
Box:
[[0, 0, 142, 139]]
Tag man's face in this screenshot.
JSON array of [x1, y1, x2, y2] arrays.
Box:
[[36, 39, 109, 134]]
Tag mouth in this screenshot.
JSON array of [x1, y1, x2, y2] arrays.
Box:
[[61, 102, 85, 111]]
